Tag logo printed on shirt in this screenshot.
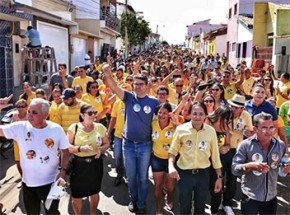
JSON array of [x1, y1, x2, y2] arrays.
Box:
[[252, 153, 263, 176], [121, 108, 125, 116], [44, 138, 54, 148], [143, 105, 151, 114], [133, 103, 141, 112], [271, 161, 279, 169], [26, 150, 36, 159], [271, 153, 279, 162], [95, 97, 101, 103], [163, 144, 170, 151], [198, 141, 208, 151], [96, 135, 102, 146], [40, 155, 50, 164], [185, 140, 193, 147], [165, 130, 172, 138], [152, 131, 159, 140]]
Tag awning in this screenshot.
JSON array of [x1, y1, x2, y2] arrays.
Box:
[[79, 30, 104, 39], [14, 3, 78, 29], [0, 5, 33, 21]]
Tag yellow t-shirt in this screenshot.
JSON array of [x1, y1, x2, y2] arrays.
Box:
[[230, 111, 253, 148], [168, 87, 179, 105], [81, 92, 109, 119], [72, 76, 93, 93], [242, 77, 255, 96], [19, 92, 36, 105], [152, 119, 175, 159], [276, 82, 290, 108], [68, 122, 106, 157], [273, 116, 284, 138], [111, 99, 125, 138], [49, 101, 62, 123], [223, 83, 238, 100], [169, 122, 222, 170], [54, 101, 87, 132]]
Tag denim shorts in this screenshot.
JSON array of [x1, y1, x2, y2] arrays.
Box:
[[150, 153, 169, 173]]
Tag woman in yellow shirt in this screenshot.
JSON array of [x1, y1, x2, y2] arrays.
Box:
[[19, 82, 36, 105], [67, 104, 110, 215], [151, 103, 176, 214]]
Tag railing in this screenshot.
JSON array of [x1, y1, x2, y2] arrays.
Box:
[[100, 7, 119, 32]]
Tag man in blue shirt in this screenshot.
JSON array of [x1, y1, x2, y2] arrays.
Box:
[[103, 64, 159, 214], [245, 84, 278, 125], [24, 26, 42, 48]]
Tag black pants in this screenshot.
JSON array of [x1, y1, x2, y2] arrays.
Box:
[[23, 182, 60, 215], [241, 194, 277, 215]]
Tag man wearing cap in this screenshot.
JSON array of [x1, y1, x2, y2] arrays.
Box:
[[72, 66, 93, 93], [220, 94, 254, 214], [49, 63, 74, 95], [54, 88, 87, 132]]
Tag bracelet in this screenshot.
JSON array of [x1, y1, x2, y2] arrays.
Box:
[[77, 146, 81, 152]]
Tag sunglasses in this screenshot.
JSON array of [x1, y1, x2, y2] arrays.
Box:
[[84, 111, 97, 116], [264, 79, 271, 82], [90, 86, 99, 89], [203, 100, 214, 103], [126, 79, 133, 82], [211, 89, 220, 92], [151, 79, 157, 83], [17, 105, 27, 109], [158, 93, 167, 96], [175, 85, 183, 87]]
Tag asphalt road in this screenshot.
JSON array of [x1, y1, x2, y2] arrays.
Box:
[[0, 147, 289, 215]]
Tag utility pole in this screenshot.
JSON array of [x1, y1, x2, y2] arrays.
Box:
[[125, 0, 129, 58]]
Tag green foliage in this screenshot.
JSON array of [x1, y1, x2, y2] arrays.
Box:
[[120, 12, 151, 48], [161, 40, 169, 46]]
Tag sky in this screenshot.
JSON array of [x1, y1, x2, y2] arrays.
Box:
[[129, 0, 229, 45]]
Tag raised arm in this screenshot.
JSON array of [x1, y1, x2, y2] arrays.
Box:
[[102, 64, 125, 100]]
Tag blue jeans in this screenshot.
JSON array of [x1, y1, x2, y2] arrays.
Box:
[[123, 139, 152, 208], [113, 137, 124, 176]]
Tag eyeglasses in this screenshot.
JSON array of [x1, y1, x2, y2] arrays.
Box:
[[175, 85, 183, 87], [203, 100, 214, 103], [151, 79, 157, 83], [17, 105, 27, 109], [84, 111, 97, 116], [90, 86, 99, 89], [257, 126, 275, 132], [211, 88, 220, 92], [264, 79, 271, 82], [126, 79, 133, 82]]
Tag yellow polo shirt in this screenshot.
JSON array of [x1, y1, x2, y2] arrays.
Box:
[[81, 92, 109, 119], [230, 111, 253, 148], [276, 82, 290, 108], [223, 83, 238, 100], [152, 119, 175, 159], [169, 122, 222, 170], [242, 77, 256, 96], [72, 76, 93, 93], [111, 99, 125, 138], [168, 87, 179, 105], [49, 101, 62, 123]]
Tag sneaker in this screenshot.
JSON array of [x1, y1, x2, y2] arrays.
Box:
[[114, 176, 122, 186], [128, 201, 138, 213], [223, 206, 235, 215]]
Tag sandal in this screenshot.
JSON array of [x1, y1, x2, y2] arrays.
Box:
[[164, 202, 173, 211]]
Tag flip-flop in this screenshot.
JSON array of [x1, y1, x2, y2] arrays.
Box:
[[164, 202, 173, 211]]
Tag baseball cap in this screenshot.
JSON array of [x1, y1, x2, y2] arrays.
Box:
[[61, 88, 76, 99]]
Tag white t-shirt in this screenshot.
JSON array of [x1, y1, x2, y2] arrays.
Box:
[[84, 54, 91, 66], [3, 121, 69, 187]]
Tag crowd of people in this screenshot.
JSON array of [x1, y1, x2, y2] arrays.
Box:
[[0, 45, 290, 215]]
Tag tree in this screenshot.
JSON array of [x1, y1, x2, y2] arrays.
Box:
[[119, 12, 151, 50]]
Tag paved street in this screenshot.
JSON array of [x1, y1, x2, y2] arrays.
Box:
[[0, 147, 289, 215]]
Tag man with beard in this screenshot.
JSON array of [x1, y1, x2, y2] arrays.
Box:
[[54, 88, 87, 132]]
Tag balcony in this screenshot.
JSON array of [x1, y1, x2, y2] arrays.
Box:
[[100, 6, 119, 32]]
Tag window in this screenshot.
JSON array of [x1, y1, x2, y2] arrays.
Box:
[[267, 32, 273, 46], [234, 4, 237, 15], [242, 42, 247, 58], [232, 42, 236, 52], [229, 8, 232, 19], [237, 43, 241, 58]]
